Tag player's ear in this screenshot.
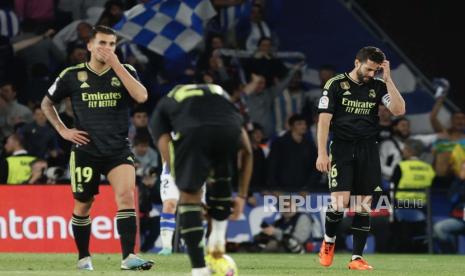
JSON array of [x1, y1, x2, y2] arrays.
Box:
[[87, 40, 93, 52], [354, 59, 360, 68]]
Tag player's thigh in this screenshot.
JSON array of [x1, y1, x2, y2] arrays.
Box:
[[354, 142, 381, 196], [172, 132, 210, 194], [160, 178, 179, 202], [70, 149, 101, 202], [328, 141, 354, 194]]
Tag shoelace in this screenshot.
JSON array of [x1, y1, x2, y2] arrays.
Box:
[[324, 243, 333, 254]]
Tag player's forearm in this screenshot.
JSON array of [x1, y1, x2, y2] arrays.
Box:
[[385, 78, 405, 116], [317, 116, 331, 156], [112, 63, 148, 103], [157, 133, 171, 170], [41, 97, 67, 133]]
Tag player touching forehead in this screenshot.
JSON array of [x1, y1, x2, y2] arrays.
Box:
[[354, 46, 385, 83], [87, 26, 117, 64]]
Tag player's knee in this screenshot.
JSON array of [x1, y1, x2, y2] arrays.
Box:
[[163, 199, 177, 213], [115, 190, 135, 207]]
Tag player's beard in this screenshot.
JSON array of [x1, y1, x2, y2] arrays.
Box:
[[357, 68, 372, 84]]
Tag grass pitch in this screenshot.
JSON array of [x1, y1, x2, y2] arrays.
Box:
[[0, 253, 463, 275]]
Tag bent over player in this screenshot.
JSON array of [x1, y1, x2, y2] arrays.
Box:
[[41, 25, 153, 271], [316, 46, 405, 270], [150, 84, 253, 276]]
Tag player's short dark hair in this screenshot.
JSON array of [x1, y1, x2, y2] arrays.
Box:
[[133, 134, 150, 146], [356, 46, 385, 64], [90, 25, 116, 40], [288, 113, 307, 126]]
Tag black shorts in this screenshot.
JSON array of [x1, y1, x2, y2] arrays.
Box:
[[328, 139, 381, 195], [70, 148, 135, 202], [171, 125, 241, 193]]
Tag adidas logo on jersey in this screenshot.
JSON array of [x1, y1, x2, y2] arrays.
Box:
[[80, 82, 90, 88], [343, 91, 351, 96]]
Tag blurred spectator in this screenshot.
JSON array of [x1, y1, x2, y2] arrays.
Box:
[[25, 158, 48, 184], [197, 51, 231, 85], [197, 34, 226, 72], [132, 133, 159, 173], [0, 81, 33, 137], [19, 105, 60, 160], [431, 95, 465, 177], [0, 133, 37, 184], [0, 5, 19, 38], [21, 63, 52, 108], [390, 139, 435, 253], [378, 105, 393, 142], [433, 161, 465, 253], [380, 117, 438, 181], [243, 4, 276, 52], [15, 0, 55, 26], [248, 123, 268, 194], [52, 8, 103, 53], [11, 25, 64, 76], [244, 63, 301, 138], [129, 106, 152, 146], [267, 114, 319, 191], [253, 199, 312, 253], [245, 37, 287, 86], [391, 139, 435, 205], [273, 64, 308, 134], [97, 0, 124, 27], [67, 42, 88, 66]]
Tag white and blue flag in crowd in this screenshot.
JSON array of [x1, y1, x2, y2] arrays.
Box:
[[113, 0, 216, 59]]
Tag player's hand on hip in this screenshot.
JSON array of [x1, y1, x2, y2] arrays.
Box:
[[381, 60, 391, 81], [316, 154, 331, 173], [230, 197, 245, 220], [59, 128, 90, 146], [97, 47, 120, 67]]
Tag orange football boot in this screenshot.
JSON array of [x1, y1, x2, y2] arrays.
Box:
[[348, 258, 373, 270], [319, 240, 335, 267]]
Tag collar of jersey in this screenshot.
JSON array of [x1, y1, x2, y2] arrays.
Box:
[[85, 62, 111, 76], [345, 73, 362, 86]]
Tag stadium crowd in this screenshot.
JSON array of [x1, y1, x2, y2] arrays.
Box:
[[1, 0, 464, 254]]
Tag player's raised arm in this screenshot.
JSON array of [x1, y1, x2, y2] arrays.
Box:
[[381, 60, 405, 116], [97, 48, 148, 103]]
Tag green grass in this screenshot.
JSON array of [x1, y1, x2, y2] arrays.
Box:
[[0, 253, 463, 275]]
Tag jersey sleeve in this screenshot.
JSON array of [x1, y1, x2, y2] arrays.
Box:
[[376, 78, 390, 107], [149, 97, 174, 142], [317, 81, 336, 114], [47, 70, 70, 103]]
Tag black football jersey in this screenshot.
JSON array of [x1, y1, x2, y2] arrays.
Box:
[[318, 73, 389, 141], [47, 62, 139, 156]]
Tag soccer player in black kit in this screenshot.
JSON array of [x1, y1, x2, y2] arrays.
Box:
[[316, 46, 405, 270], [150, 84, 253, 276], [41, 26, 153, 271]]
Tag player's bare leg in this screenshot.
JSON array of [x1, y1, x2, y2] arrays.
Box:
[[319, 191, 350, 267], [108, 164, 153, 270], [348, 195, 373, 270], [73, 198, 94, 270], [179, 190, 210, 276]]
